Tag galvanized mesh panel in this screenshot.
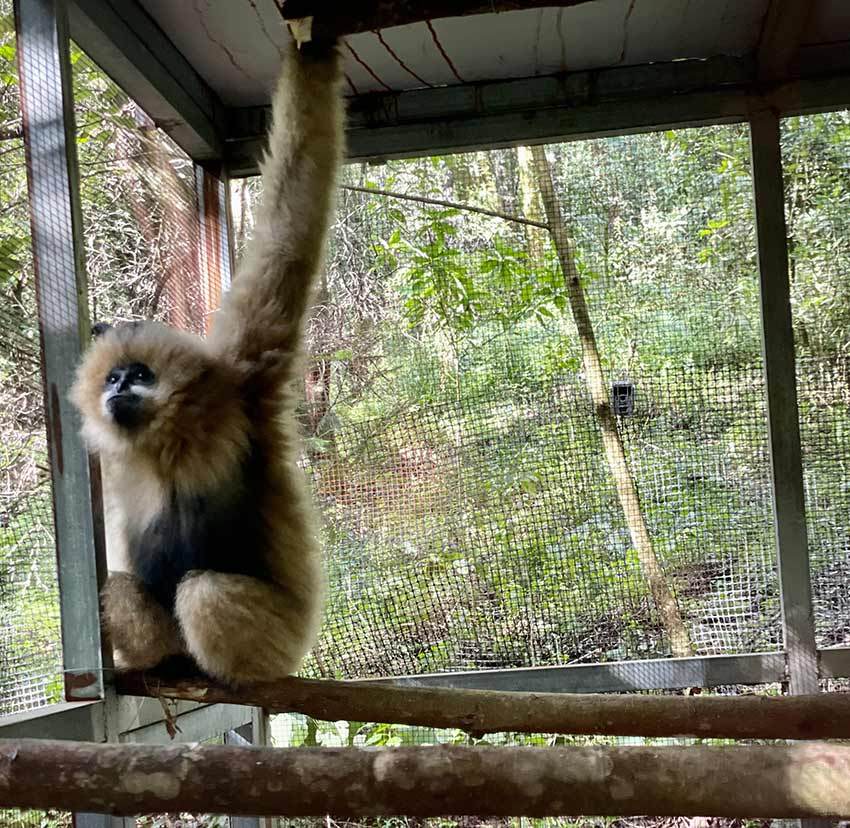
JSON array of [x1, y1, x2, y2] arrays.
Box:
[[233, 123, 783, 680], [782, 110, 850, 649], [73, 51, 213, 335], [0, 0, 63, 720], [2, 19, 217, 825]]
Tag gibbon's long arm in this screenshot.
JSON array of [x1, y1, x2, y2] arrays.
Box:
[[209, 41, 344, 369]]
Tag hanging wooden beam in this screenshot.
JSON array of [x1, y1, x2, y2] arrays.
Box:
[[115, 673, 850, 740], [277, 0, 597, 40], [2, 739, 849, 818]]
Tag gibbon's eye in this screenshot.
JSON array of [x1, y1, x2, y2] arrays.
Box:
[[106, 371, 121, 386], [130, 363, 155, 385]]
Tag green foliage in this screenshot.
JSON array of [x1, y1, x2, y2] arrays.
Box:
[[2, 12, 849, 702]]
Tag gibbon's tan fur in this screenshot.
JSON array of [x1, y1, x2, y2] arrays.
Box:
[[70, 41, 344, 684]]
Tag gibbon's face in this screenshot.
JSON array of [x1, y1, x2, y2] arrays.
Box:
[[70, 320, 216, 454], [101, 359, 157, 429]]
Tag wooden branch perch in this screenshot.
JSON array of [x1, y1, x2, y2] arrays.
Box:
[[2, 739, 849, 818], [278, 1, 598, 39], [115, 672, 850, 740]]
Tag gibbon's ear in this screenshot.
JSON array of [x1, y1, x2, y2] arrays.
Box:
[[91, 322, 113, 339]]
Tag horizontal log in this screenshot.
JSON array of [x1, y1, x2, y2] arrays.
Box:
[[115, 673, 850, 740], [278, 0, 597, 39], [2, 739, 849, 817]]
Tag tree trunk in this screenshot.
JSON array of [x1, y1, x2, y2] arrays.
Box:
[[516, 146, 547, 263], [529, 145, 693, 657], [3, 738, 849, 818], [304, 269, 336, 456]]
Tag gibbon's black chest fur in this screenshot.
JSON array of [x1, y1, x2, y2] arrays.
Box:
[[128, 445, 269, 610]]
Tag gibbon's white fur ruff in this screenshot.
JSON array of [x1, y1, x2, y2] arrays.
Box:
[[70, 41, 344, 684]]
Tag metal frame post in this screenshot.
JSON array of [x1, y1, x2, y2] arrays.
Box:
[[14, 0, 107, 703], [749, 107, 819, 696], [198, 162, 271, 828], [15, 0, 112, 823], [196, 162, 234, 332]]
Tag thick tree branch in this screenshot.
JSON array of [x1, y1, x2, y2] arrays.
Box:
[[278, 1, 598, 39], [2, 739, 850, 817], [115, 672, 850, 740]]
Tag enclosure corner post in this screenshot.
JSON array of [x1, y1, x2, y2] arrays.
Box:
[[196, 162, 234, 334], [14, 0, 108, 705], [748, 106, 818, 696]]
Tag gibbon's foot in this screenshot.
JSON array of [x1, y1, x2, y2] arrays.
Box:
[[147, 654, 208, 681], [175, 571, 317, 685], [101, 572, 184, 671]]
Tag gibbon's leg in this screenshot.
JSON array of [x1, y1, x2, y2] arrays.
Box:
[[101, 572, 184, 671], [175, 571, 318, 684]]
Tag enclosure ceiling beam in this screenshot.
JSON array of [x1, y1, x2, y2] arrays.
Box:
[[277, 0, 598, 40], [225, 53, 850, 172], [757, 0, 815, 83], [4, 739, 850, 818], [67, 0, 227, 160]]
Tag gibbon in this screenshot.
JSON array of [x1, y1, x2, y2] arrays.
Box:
[[69, 37, 344, 684]]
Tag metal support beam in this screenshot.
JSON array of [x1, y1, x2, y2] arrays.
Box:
[[819, 646, 850, 680], [225, 53, 850, 174], [119, 702, 252, 745], [757, 0, 815, 83], [279, 0, 598, 39], [196, 163, 234, 332], [15, 0, 107, 704], [377, 651, 785, 693], [749, 108, 818, 697], [67, 0, 226, 160], [226, 724, 263, 828], [226, 55, 754, 172], [0, 702, 103, 741]]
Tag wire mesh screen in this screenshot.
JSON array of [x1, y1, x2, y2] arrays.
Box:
[[1, 22, 219, 826], [0, 0, 63, 720], [234, 123, 782, 681], [73, 50, 215, 335], [782, 110, 850, 649]]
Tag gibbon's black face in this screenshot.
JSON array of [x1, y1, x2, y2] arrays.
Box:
[[102, 362, 157, 429]]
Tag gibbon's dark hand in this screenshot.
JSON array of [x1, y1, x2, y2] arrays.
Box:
[[287, 18, 338, 58]]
